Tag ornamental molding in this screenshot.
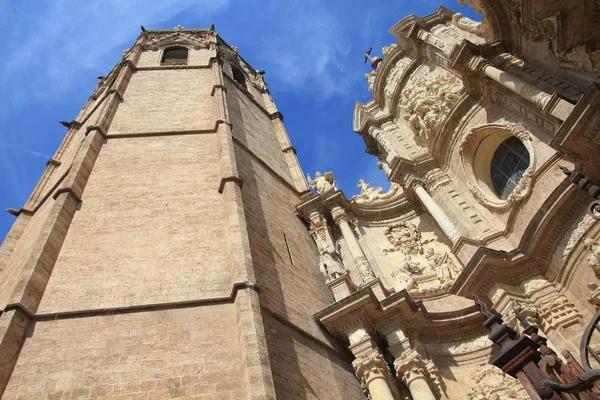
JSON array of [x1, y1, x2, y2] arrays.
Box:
[[562, 215, 596, 261], [352, 349, 393, 385], [460, 120, 534, 211], [143, 31, 211, 51], [557, 45, 600, 77]]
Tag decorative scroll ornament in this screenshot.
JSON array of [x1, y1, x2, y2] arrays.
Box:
[[400, 73, 462, 146], [466, 365, 528, 400], [468, 168, 533, 209], [307, 171, 336, 195], [586, 239, 600, 307], [558, 46, 600, 77], [383, 222, 423, 255], [352, 180, 401, 204]]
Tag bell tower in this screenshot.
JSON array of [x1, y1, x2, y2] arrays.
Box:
[[0, 26, 364, 399]]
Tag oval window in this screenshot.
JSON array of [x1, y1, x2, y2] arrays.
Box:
[[490, 136, 530, 200]]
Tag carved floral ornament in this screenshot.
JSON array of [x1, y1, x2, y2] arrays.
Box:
[[459, 121, 536, 210]]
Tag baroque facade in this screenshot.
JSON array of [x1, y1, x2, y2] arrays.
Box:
[[0, 1, 600, 400], [296, 0, 600, 399]]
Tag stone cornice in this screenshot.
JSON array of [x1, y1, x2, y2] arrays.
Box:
[[314, 281, 486, 345]]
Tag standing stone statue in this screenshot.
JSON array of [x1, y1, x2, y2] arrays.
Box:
[[318, 243, 347, 282], [307, 171, 336, 195], [426, 248, 461, 283]]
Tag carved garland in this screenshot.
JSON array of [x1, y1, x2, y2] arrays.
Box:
[[460, 121, 535, 211]]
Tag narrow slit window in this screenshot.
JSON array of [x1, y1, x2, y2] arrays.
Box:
[[161, 46, 188, 64], [283, 234, 294, 265]]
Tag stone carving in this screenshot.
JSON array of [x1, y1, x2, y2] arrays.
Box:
[[586, 239, 600, 276], [400, 73, 462, 145], [503, 300, 540, 334], [451, 13, 490, 38], [394, 349, 428, 384], [353, 180, 401, 204], [536, 295, 581, 331], [352, 349, 393, 385], [384, 57, 412, 100], [377, 160, 392, 176], [391, 255, 425, 292], [365, 71, 377, 92], [466, 365, 528, 400], [425, 248, 462, 284], [428, 335, 493, 356], [558, 46, 600, 77], [589, 282, 600, 309], [383, 222, 423, 254], [382, 43, 398, 58], [318, 243, 347, 283], [307, 171, 336, 195], [522, 19, 556, 42], [563, 215, 596, 260], [468, 168, 533, 208], [143, 31, 210, 51]]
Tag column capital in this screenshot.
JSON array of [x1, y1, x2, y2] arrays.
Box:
[[393, 349, 428, 385], [352, 349, 393, 385], [467, 55, 492, 76], [331, 206, 349, 225]]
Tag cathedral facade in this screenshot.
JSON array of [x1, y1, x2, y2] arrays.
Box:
[[1, 0, 600, 399]]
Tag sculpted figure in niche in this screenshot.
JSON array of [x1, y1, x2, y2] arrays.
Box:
[[384, 222, 423, 255], [307, 171, 336, 195], [586, 239, 600, 277], [425, 248, 462, 283], [318, 243, 347, 283]]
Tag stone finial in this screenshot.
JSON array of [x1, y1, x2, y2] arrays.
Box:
[[174, 25, 184, 31], [363, 47, 383, 70]]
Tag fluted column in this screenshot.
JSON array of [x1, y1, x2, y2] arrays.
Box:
[[412, 183, 461, 243], [331, 206, 376, 283], [470, 56, 552, 109], [352, 349, 395, 400], [394, 349, 437, 400]]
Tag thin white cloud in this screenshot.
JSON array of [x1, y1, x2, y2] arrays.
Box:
[[251, 0, 358, 98], [0, 0, 230, 114]]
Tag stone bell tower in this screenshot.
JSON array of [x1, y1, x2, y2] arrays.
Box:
[[0, 26, 364, 399]]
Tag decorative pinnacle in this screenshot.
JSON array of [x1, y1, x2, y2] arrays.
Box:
[[363, 47, 383, 70]]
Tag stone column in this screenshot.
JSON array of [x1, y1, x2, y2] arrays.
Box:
[[331, 206, 376, 283], [352, 349, 396, 400], [470, 56, 552, 109], [412, 183, 461, 243], [394, 349, 437, 400]]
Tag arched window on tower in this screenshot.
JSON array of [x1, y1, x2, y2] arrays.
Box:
[[161, 46, 188, 65], [231, 66, 246, 87], [490, 136, 530, 200]]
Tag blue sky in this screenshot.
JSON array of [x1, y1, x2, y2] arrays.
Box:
[[0, 0, 479, 241]]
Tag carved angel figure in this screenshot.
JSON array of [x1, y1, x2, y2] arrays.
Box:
[[318, 243, 346, 283], [558, 46, 600, 76], [425, 248, 462, 283], [307, 171, 336, 195], [384, 222, 423, 255]]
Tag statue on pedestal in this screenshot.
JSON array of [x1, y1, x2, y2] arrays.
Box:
[[318, 243, 347, 282]]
